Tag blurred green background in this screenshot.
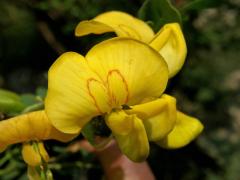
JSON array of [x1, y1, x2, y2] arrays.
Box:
[[0, 0, 240, 179]]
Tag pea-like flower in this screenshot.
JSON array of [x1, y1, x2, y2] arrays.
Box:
[[75, 11, 186, 78], [45, 37, 203, 162], [0, 110, 76, 166]]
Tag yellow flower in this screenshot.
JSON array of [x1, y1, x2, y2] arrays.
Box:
[[45, 37, 203, 162], [0, 110, 76, 166], [22, 142, 49, 167], [75, 11, 187, 78]]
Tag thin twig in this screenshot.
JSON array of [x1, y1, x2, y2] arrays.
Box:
[[37, 21, 66, 55]]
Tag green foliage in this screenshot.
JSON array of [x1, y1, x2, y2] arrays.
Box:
[[0, 89, 25, 115], [82, 116, 112, 149], [81, 121, 96, 146], [0, 87, 46, 116], [0, 147, 26, 180], [138, 0, 182, 31], [180, 0, 223, 12]]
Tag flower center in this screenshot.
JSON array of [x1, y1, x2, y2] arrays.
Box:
[[87, 69, 129, 113]]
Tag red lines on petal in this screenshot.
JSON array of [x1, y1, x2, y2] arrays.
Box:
[[87, 78, 110, 113], [87, 78, 103, 113], [86, 70, 129, 112], [107, 69, 129, 106]]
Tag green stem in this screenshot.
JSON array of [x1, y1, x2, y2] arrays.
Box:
[[22, 103, 44, 114]]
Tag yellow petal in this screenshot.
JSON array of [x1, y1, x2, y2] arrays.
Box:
[[106, 110, 149, 162], [105, 110, 133, 135], [47, 126, 78, 143], [126, 94, 177, 141], [86, 38, 168, 106], [22, 144, 41, 166], [22, 142, 48, 166], [0, 111, 77, 151], [87, 78, 110, 113], [157, 111, 204, 149], [150, 23, 187, 78], [75, 20, 113, 36], [0, 111, 47, 151], [45, 52, 111, 134], [106, 70, 129, 107], [37, 142, 49, 162], [75, 11, 154, 43], [12, 110, 49, 141], [0, 121, 18, 152]]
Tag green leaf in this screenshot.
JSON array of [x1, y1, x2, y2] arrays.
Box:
[[0, 88, 19, 101], [20, 93, 44, 113], [21, 103, 44, 114], [138, 0, 150, 20], [138, 0, 182, 31], [0, 89, 25, 114], [20, 94, 39, 107], [36, 87, 47, 100], [82, 116, 112, 149], [81, 121, 95, 145]]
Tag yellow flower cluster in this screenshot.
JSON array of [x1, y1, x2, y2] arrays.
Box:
[[46, 11, 203, 161], [0, 11, 203, 166], [0, 111, 76, 162]]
